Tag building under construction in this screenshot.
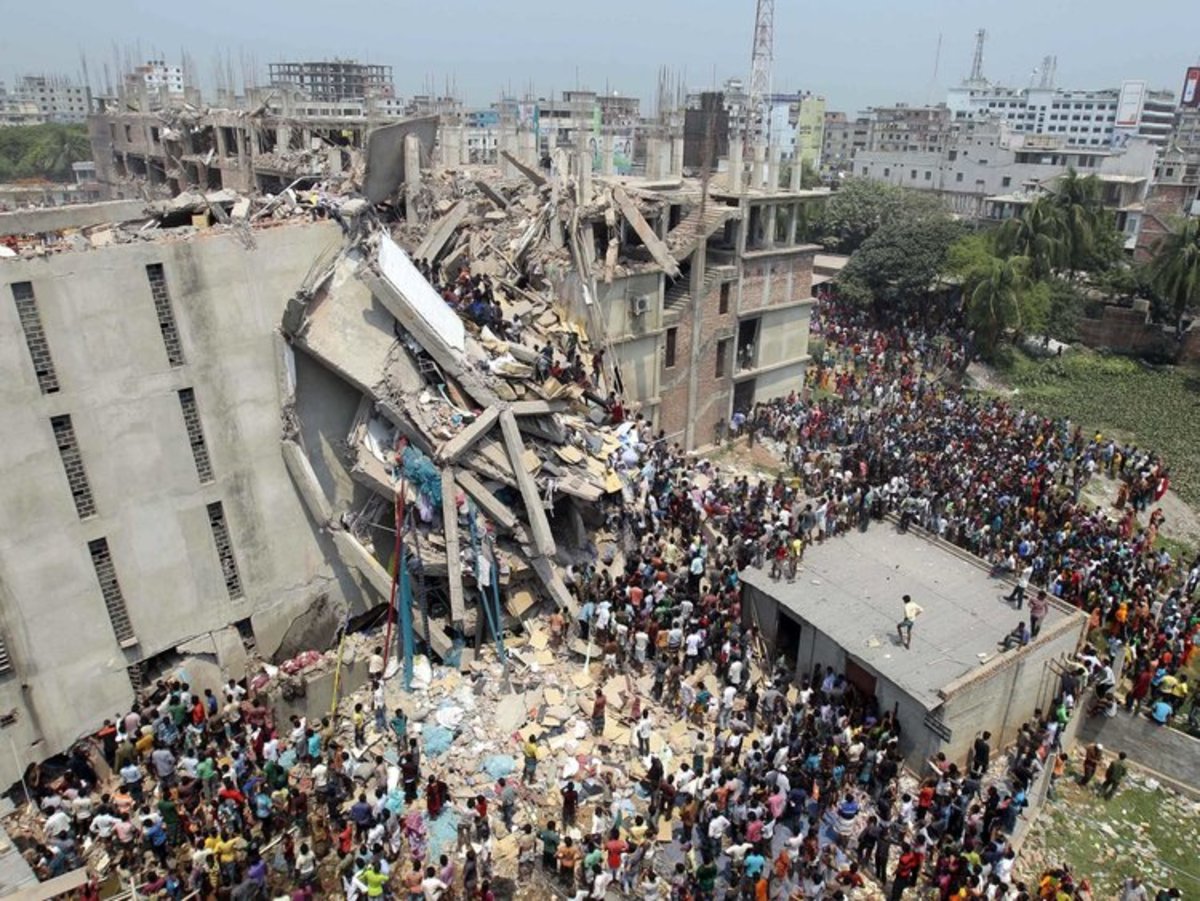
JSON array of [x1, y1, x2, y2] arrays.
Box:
[[268, 60, 396, 102]]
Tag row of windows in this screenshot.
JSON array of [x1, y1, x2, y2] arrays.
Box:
[[7, 273, 245, 654], [12, 266, 185, 399], [877, 166, 1012, 189], [85, 498, 242, 648]]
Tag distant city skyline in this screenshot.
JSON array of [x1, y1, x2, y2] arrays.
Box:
[[2, 0, 1197, 114]]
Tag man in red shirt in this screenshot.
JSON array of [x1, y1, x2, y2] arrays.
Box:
[[604, 828, 627, 875], [889, 840, 924, 900]]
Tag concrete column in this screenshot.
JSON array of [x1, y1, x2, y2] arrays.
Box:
[[729, 139, 743, 193], [659, 140, 672, 179], [521, 129, 537, 167], [787, 202, 799, 245], [577, 145, 593, 203], [672, 134, 685, 177], [602, 133, 615, 176], [215, 127, 228, 159], [645, 137, 660, 178], [499, 125, 516, 178], [767, 144, 781, 193], [765, 203, 777, 248], [404, 133, 422, 225], [790, 155, 803, 191], [459, 126, 470, 166], [751, 144, 766, 191]]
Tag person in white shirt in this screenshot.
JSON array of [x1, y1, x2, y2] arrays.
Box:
[[44, 808, 71, 838], [421, 867, 448, 899]]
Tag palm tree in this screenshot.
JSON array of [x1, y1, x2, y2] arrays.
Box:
[[1050, 168, 1107, 276], [18, 125, 91, 182], [1149, 217, 1200, 334], [966, 255, 1030, 352], [998, 197, 1062, 280]]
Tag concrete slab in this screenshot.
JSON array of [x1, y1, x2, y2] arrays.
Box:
[[741, 527, 1072, 710]]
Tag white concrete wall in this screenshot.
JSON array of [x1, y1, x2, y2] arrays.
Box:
[[0, 221, 356, 785], [756, 304, 810, 369]]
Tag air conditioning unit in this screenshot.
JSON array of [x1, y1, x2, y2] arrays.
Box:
[[630, 295, 650, 316]]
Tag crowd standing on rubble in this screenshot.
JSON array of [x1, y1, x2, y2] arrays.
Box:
[[13, 286, 1196, 900]]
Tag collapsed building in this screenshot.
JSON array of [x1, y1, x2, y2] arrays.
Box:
[[0, 115, 823, 788]]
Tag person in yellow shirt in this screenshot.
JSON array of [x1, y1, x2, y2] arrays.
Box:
[[357, 857, 390, 898]]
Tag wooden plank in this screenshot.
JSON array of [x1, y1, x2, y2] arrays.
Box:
[[438, 406, 499, 463], [455, 470, 518, 532], [499, 408, 556, 557], [441, 471, 466, 627], [612, 186, 681, 279]]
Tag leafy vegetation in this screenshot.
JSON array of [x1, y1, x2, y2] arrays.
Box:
[[997, 348, 1200, 504], [0, 124, 91, 182], [838, 215, 965, 311], [816, 178, 947, 253], [1148, 216, 1200, 332], [945, 169, 1132, 356]]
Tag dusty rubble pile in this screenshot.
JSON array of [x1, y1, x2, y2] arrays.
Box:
[[279, 156, 712, 664]]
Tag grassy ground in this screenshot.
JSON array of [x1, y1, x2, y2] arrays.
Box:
[[1019, 752, 1200, 898], [993, 348, 1200, 506]]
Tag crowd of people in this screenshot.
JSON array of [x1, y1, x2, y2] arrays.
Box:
[[18, 280, 1196, 900]]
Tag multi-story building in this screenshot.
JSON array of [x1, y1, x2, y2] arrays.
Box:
[[946, 80, 1176, 148], [793, 94, 826, 170], [557, 169, 825, 446], [0, 82, 42, 127], [854, 121, 1158, 247], [268, 60, 395, 103], [686, 79, 822, 158], [13, 75, 92, 124], [0, 203, 364, 788], [863, 103, 952, 153], [125, 60, 185, 96], [820, 111, 870, 175]]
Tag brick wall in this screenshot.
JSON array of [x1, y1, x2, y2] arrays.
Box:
[[658, 278, 736, 445], [737, 250, 816, 314], [1077, 304, 1200, 362]]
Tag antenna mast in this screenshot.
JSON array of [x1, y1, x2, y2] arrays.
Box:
[[748, 0, 775, 146], [968, 28, 987, 85]]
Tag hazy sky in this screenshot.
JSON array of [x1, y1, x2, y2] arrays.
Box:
[[2, 0, 1197, 113]]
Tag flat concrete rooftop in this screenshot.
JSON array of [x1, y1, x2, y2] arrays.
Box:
[[742, 526, 1072, 709]]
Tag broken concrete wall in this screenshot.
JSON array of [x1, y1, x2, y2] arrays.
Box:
[[362, 115, 439, 204]]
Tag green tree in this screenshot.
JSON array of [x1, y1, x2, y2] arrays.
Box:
[[997, 197, 1062, 280], [964, 255, 1035, 353], [839, 215, 965, 312], [1149, 216, 1200, 333], [0, 124, 91, 182], [817, 178, 946, 253], [1050, 168, 1121, 276]]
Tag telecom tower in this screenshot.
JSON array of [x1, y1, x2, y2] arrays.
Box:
[[747, 0, 775, 146], [966, 28, 987, 86]]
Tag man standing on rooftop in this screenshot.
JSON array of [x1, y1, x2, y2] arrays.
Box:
[[896, 594, 923, 650]]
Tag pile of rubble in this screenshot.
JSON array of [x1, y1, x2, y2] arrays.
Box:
[[278, 149, 716, 664]]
